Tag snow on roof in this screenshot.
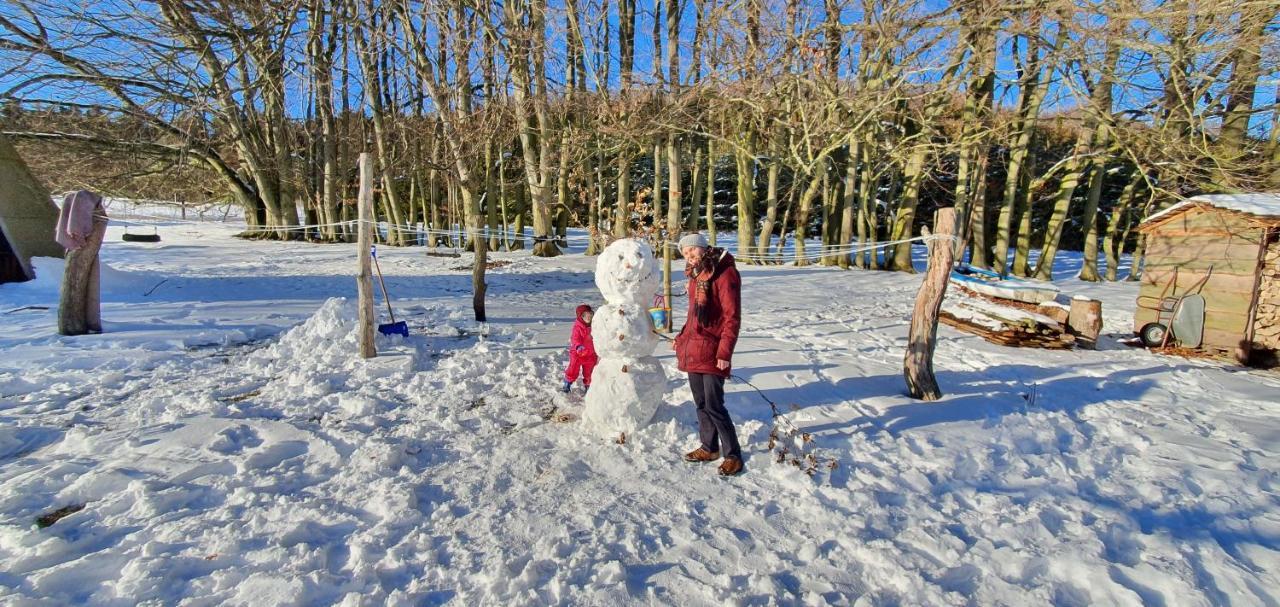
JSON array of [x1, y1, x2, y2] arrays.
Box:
[[1144, 193, 1280, 224]]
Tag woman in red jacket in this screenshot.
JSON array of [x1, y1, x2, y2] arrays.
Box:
[[563, 304, 597, 393], [673, 233, 744, 476]]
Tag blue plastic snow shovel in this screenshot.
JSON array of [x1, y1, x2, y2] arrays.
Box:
[[370, 246, 410, 337]]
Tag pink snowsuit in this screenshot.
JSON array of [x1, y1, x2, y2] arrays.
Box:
[[564, 304, 598, 386]]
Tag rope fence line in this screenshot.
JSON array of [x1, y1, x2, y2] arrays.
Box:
[[108, 211, 956, 265], [234, 220, 953, 255]]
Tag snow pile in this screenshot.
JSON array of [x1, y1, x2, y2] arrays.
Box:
[[258, 297, 358, 367], [581, 239, 667, 436]]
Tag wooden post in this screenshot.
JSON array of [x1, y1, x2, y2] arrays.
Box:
[[663, 238, 673, 332], [904, 207, 956, 400], [58, 209, 108, 336], [357, 153, 377, 359], [1067, 296, 1103, 349]]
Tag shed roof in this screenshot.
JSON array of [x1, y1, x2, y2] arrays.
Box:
[[1143, 193, 1280, 228]]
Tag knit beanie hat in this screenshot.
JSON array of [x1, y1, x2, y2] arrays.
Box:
[[677, 233, 709, 250]]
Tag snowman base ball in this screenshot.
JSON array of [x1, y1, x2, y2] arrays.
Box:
[[581, 357, 666, 436]]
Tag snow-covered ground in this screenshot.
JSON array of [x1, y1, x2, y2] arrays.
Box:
[[1, 219, 1277, 605]]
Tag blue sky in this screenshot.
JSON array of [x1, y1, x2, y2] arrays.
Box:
[[1, 0, 1275, 138]]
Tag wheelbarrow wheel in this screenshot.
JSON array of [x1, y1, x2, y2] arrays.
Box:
[[1139, 322, 1168, 348]]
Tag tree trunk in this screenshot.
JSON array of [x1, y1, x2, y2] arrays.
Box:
[[734, 147, 757, 259], [353, 10, 406, 246], [58, 211, 107, 336], [706, 142, 717, 246], [889, 145, 926, 273], [1078, 157, 1109, 282], [856, 140, 876, 268], [1036, 17, 1121, 279], [757, 156, 780, 259], [1032, 135, 1092, 280], [1218, 6, 1271, 174], [839, 141, 857, 269], [792, 166, 824, 266], [464, 184, 488, 321], [687, 141, 704, 234], [993, 18, 1053, 274], [952, 6, 997, 264], [1011, 149, 1038, 277], [1103, 172, 1142, 281], [615, 153, 633, 238], [586, 149, 602, 255], [666, 133, 683, 239], [653, 138, 664, 226], [1269, 83, 1280, 189], [501, 0, 560, 257], [820, 164, 840, 266]]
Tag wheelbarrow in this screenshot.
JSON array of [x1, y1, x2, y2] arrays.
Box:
[[1136, 266, 1211, 348]]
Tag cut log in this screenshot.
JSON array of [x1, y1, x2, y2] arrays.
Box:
[[1037, 301, 1070, 324], [1067, 296, 1103, 349]]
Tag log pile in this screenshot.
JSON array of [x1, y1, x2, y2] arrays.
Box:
[[940, 293, 1077, 349], [1253, 244, 1280, 350]]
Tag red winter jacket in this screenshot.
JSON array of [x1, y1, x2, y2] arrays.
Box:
[[570, 304, 597, 360], [675, 249, 742, 378]]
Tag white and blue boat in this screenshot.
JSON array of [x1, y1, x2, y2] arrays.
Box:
[[949, 265, 1061, 304]]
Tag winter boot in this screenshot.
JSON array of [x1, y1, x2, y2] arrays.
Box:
[[717, 457, 744, 476], [561, 380, 572, 393], [684, 447, 720, 463]]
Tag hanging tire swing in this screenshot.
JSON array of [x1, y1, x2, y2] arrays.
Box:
[[122, 225, 161, 243]]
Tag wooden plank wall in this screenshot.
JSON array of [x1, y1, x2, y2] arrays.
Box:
[[1135, 207, 1265, 353]]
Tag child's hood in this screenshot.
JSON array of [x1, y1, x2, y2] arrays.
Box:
[[575, 304, 593, 324]]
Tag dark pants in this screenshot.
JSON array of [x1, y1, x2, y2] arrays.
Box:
[[688, 373, 741, 460]]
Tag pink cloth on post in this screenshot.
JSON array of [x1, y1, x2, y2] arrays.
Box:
[[55, 190, 104, 250]]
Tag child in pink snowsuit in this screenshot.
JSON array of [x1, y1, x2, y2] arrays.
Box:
[[563, 304, 598, 393]]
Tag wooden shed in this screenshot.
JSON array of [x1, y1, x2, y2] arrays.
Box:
[[1135, 194, 1280, 365]]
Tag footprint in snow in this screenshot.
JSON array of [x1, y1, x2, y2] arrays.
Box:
[[206, 424, 263, 454], [241, 440, 309, 471]]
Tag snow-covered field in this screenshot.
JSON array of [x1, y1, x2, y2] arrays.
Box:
[[2, 219, 1277, 605]]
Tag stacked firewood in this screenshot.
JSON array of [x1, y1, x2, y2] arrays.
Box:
[[1254, 245, 1280, 349], [940, 291, 1077, 349]]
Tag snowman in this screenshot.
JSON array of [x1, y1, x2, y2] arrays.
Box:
[[580, 239, 667, 437]]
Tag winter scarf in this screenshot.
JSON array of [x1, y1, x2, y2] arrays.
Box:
[[686, 247, 726, 326]]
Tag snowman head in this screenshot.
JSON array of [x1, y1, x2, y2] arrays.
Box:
[[595, 239, 660, 304]]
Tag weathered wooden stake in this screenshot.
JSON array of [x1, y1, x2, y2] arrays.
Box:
[[357, 153, 377, 359], [663, 238, 673, 332], [904, 207, 957, 400]]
